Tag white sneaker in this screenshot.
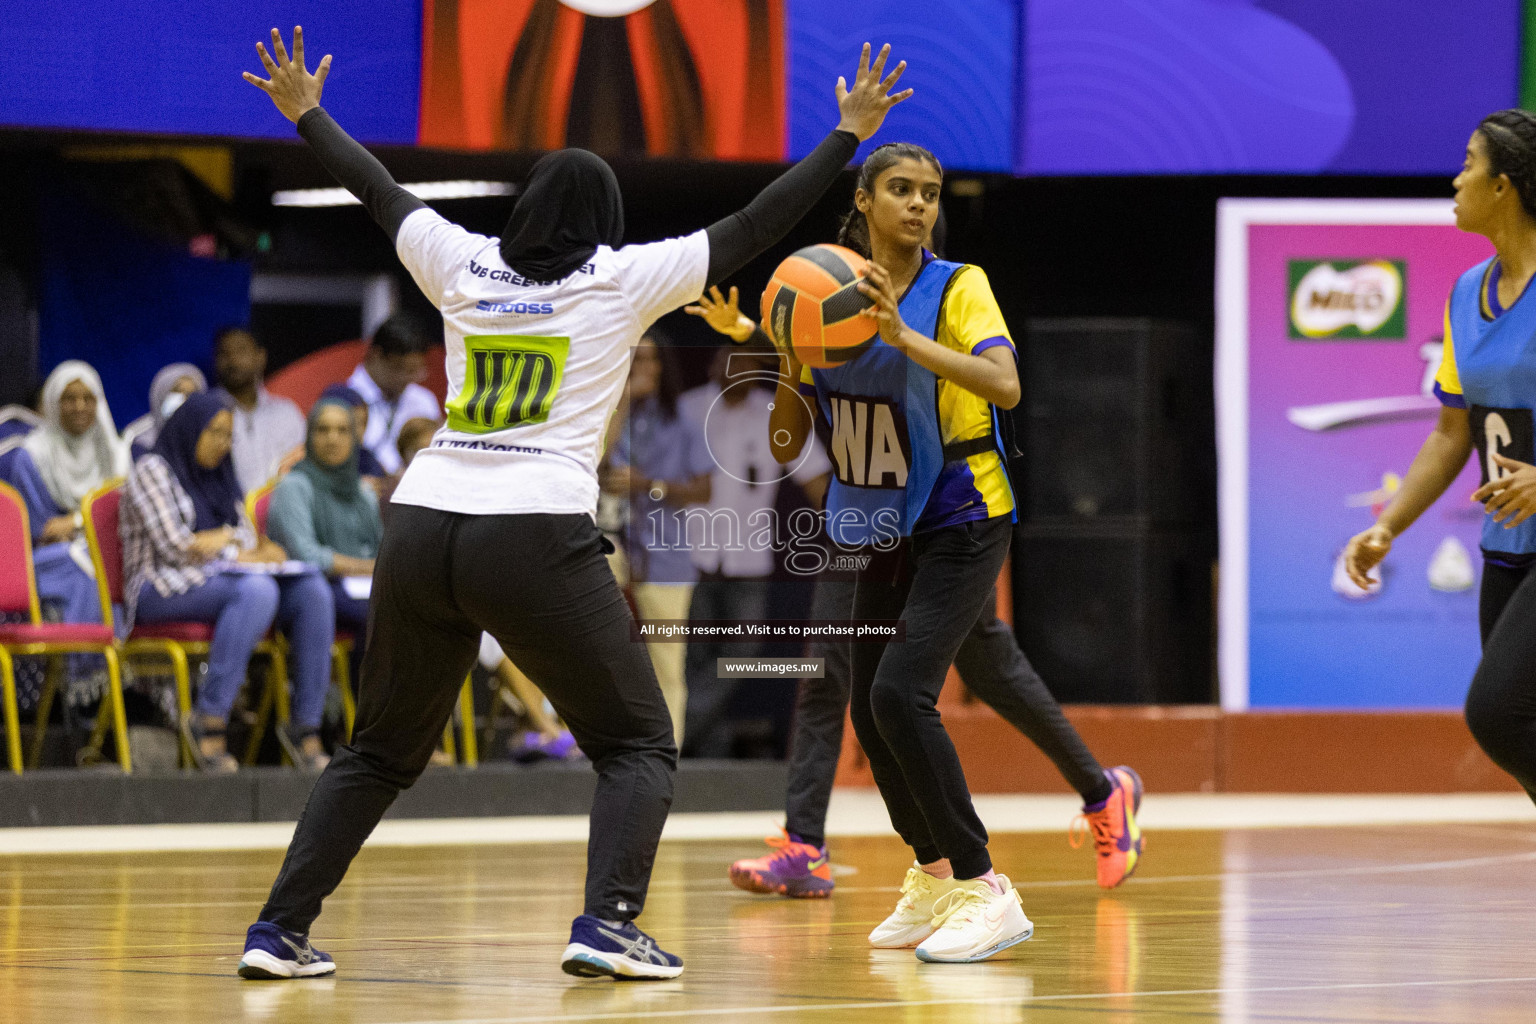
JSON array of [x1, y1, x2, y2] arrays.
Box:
[[869, 867, 959, 948], [915, 875, 1033, 963]]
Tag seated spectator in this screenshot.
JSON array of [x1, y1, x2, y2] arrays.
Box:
[[125, 363, 207, 461], [265, 396, 382, 635], [477, 634, 581, 763], [318, 384, 387, 479], [3, 362, 126, 626], [24, 361, 129, 518], [348, 313, 441, 475], [121, 392, 334, 773], [212, 325, 306, 494], [377, 416, 440, 517]]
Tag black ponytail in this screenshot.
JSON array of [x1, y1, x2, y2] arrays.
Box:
[[1478, 109, 1536, 221], [836, 142, 943, 258]]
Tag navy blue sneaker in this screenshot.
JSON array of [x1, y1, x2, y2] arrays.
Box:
[[561, 914, 683, 980], [237, 921, 336, 979]]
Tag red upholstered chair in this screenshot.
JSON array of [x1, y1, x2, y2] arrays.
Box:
[[0, 481, 130, 774], [81, 481, 289, 768], [243, 479, 476, 762]]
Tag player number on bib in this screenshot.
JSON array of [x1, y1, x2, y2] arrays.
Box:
[[449, 335, 570, 434], [1470, 404, 1535, 486]]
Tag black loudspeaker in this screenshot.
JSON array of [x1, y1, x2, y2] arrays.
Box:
[[1015, 318, 1212, 526], [1011, 523, 1214, 704]]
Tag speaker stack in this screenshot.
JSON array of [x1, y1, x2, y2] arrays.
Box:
[[1008, 318, 1215, 704]]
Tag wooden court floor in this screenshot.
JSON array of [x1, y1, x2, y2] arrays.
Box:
[[1, 823, 1535, 1023]]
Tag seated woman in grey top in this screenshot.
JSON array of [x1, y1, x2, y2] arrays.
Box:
[[266, 396, 382, 634]]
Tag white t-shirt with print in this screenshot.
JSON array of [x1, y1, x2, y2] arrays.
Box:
[[390, 208, 709, 516]]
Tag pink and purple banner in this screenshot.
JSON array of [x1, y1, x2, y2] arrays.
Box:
[[1217, 200, 1494, 709]]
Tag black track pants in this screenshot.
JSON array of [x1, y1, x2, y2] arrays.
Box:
[[259, 506, 675, 932], [1466, 559, 1536, 806]]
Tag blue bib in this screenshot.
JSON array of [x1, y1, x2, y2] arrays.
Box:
[[810, 258, 965, 546], [1448, 256, 1536, 556]]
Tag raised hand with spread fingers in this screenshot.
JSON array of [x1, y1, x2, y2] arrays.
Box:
[[242, 26, 331, 124]]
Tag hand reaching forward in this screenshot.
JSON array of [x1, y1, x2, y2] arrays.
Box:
[[685, 286, 757, 343], [242, 26, 331, 124], [835, 43, 913, 142]]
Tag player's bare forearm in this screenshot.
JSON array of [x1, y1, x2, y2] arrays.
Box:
[[1377, 406, 1473, 537], [899, 332, 1020, 409]]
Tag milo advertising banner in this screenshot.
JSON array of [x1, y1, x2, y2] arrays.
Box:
[[1216, 199, 1495, 709]]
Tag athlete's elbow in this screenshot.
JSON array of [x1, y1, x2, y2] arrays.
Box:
[[993, 382, 1021, 410], [771, 437, 806, 464]]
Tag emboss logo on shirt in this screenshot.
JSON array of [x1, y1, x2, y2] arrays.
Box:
[[826, 393, 909, 488], [476, 299, 554, 314]]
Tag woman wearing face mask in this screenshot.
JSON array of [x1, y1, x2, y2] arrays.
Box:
[[121, 391, 335, 774], [238, 26, 908, 981], [265, 397, 382, 635], [127, 363, 208, 462]]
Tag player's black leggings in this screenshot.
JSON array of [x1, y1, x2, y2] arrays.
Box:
[[1465, 558, 1536, 805], [786, 579, 1109, 848], [848, 515, 1023, 880], [259, 507, 675, 933]]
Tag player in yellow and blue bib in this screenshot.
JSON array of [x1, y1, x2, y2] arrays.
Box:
[[688, 213, 1137, 901], [1346, 109, 1536, 806], [763, 143, 1145, 963]]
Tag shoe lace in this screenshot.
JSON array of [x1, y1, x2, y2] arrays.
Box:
[[1069, 811, 1117, 855], [761, 829, 802, 870], [929, 886, 986, 929], [895, 868, 933, 911]]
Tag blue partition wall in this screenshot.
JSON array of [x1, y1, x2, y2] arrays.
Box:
[[1020, 0, 1519, 175], [0, 0, 420, 143]]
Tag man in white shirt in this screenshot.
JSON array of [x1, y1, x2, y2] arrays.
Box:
[[212, 326, 306, 494], [347, 313, 441, 474], [678, 348, 830, 757]]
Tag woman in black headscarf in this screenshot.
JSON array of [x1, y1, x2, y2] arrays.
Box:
[[121, 391, 335, 774], [237, 25, 909, 982]]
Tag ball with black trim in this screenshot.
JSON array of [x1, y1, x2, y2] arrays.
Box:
[[760, 244, 877, 368]]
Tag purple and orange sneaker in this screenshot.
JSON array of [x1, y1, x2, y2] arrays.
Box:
[[728, 829, 834, 899], [1071, 766, 1145, 889]]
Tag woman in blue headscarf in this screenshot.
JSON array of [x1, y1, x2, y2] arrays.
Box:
[[267, 396, 382, 633], [120, 391, 335, 772]]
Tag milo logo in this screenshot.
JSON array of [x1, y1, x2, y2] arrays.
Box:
[[1288, 260, 1406, 339]]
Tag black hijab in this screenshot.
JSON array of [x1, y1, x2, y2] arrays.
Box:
[[152, 390, 243, 532], [499, 149, 624, 283]]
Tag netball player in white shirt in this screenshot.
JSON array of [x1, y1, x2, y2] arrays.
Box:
[[234, 26, 910, 982]]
